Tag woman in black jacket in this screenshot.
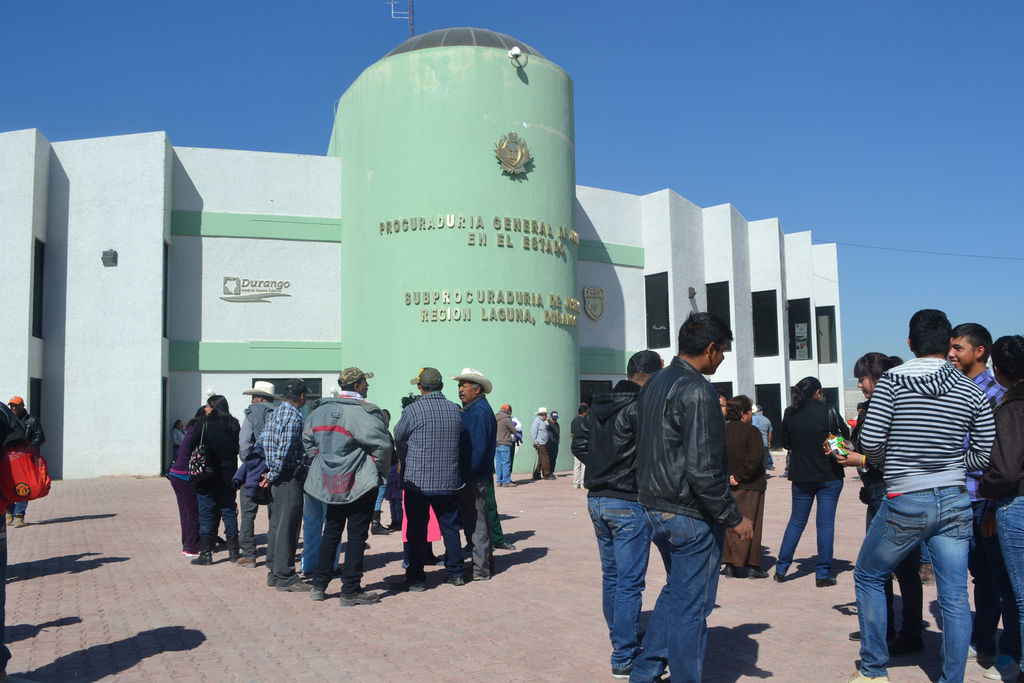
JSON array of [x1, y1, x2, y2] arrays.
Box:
[[774, 376, 849, 586], [187, 394, 241, 566]]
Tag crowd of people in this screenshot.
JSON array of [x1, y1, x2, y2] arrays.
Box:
[[569, 310, 1024, 683], [168, 365, 530, 604], [155, 307, 1024, 683]]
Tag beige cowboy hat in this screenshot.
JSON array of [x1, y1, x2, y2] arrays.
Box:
[[450, 367, 493, 394], [242, 380, 276, 400], [536, 406, 548, 414]]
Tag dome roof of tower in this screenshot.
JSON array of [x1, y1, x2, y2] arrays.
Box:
[[383, 27, 543, 59]]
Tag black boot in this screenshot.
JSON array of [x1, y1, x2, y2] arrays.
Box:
[[370, 510, 390, 535], [226, 535, 240, 563], [191, 535, 214, 566]]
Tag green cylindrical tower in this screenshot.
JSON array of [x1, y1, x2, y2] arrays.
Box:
[[331, 28, 578, 473]]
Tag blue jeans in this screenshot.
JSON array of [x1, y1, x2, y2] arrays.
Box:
[[494, 445, 512, 484], [854, 486, 972, 682], [969, 500, 1020, 660], [196, 489, 237, 538], [775, 479, 843, 580], [865, 481, 923, 639], [996, 496, 1024, 669], [630, 509, 724, 683], [588, 497, 652, 669], [374, 484, 386, 512], [302, 493, 340, 574], [5, 502, 26, 517], [404, 488, 464, 583]]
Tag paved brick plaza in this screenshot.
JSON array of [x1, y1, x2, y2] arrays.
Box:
[[4, 470, 1001, 681]]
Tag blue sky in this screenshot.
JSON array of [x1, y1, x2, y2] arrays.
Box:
[[3, 1, 1021, 383]]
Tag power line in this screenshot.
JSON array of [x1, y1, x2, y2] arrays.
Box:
[[812, 240, 1024, 262]]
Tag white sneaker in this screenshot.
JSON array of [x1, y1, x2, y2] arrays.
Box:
[[182, 551, 200, 558], [983, 655, 1020, 681], [847, 671, 889, 682]]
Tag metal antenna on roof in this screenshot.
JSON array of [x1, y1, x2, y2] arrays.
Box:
[[386, 0, 415, 37]]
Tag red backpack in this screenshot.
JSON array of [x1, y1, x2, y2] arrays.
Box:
[[0, 442, 52, 503]]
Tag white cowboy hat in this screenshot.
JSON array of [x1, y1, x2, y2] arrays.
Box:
[[536, 406, 548, 414], [450, 367, 492, 394], [242, 380, 277, 400]]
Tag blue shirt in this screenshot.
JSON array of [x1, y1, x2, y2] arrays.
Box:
[[459, 395, 497, 480], [967, 368, 1007, 501], [259, 401, 305, 483], [751, 413, 772, 449]]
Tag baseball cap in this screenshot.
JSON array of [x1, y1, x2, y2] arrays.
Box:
[[280, 378, 310, 399], [8, 396, 24, 406], [627, 350, 663, 375], [551, 411, 559, 420], [338, 367, 374, 386], [410, 367, 443, 389]]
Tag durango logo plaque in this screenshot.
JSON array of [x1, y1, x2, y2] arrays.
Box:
[[220, 277, 292, 304]]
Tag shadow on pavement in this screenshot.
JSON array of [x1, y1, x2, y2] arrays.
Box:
[[774, 556, 854, 582], [495, 545, 547, 570], [7, 553, 129, 582], [705, 622, 771, 681], [30, 514, 118, 526], [16, 625, 206, 682], [5, 616, 83, 645], [501, 530, 536, 545]]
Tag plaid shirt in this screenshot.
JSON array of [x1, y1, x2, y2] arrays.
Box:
[[967, 368, 1007, 501], [259, 401, 305, 483], [393, 391, 463, 494]]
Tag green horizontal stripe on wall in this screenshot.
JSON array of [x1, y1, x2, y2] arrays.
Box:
[[169, 341, 343, 372], [171, 211, 342, 243], [579, 347, 634, 375], [577, 240, 644, 268]]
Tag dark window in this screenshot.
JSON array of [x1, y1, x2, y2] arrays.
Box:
[[579, 380, 612, 408], [163, 243, 169, 339], [787, 298, 812, 361], [32, 239, 44, 339], [29, 378, 42, 419], [645, 272, 670, 349], [162, 377, 170, 476], [816, 305, 838, 364], [823, 387, 840, 414], [751, 290, 779, 357], [253, 378, 324, 418], [706, 281, 731, 330], [755, 383, 782, 448], [711, 381, 733, 399]]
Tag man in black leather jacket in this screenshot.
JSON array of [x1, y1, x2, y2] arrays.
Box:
[[624, 312, 753, 683], [571, 350, 662, 679]]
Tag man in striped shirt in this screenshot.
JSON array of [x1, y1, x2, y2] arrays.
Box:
[[848, 310, 995, 683]]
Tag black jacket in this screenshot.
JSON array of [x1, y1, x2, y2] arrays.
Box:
[[781, 399, 849, 483], [979, 383, 1024, 499], [571, 380, 641, 501], [188, 414, 241, 492], [629, 356, 742, 527], [0, 404, 25, 448]]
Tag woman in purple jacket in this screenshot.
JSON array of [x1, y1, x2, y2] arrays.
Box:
[[169, 407, 205, 557]]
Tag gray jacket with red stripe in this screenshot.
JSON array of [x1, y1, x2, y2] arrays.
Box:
[[302, 396, 393, 505]]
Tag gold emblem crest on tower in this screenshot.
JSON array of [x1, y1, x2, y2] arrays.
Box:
[[494, 132, 531, 175]]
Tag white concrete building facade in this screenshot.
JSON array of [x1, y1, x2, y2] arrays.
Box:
[[1, 128, 844, 479]]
